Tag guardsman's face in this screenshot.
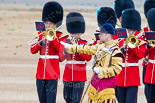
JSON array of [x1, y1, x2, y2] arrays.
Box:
[[119, 16, 122, 23], [99, 32, 108, 42], [45, 21, 56, 29], [71, 33, 81, 40], [127, 29, 135, 35]]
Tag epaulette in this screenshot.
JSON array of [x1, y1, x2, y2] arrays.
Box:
[[112, 48, 121, 56], [108, 44, 122, 57]]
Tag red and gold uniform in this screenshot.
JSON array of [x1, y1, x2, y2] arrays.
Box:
[[143, 7, 155, 103], [144, 41, 155, 103], [31, 1, 69, 103], [116, 31, 146, 86], [31, 31, 68, 79], [62, 12, 92, 103], [66, 39, 123, 103], [144, 47, 155, 84], [115, 8, 147, 103]]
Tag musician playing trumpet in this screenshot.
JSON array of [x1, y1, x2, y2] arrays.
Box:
[[141, 0, 155, 86], [144, 8, 155, 103], [115, 9, 147, 103], [30, 1, 68, 103]]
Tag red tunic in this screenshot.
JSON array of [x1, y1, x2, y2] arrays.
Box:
[[30, 31, 68, 80], [144, 47, 155, 84], [116, 31, 146, 87], [113, 34, 118, 40], [59, 38, 92, 81]]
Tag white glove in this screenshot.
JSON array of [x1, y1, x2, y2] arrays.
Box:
[[93, 67, 100, 74], [60, 41, 71, 49]]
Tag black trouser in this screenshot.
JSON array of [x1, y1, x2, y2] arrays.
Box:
[[143, 67, 146, 85], [36, 79, 58, 103], [115, 86, 138, 103], [63, 81, 85, 103], [145, 83, 155, 103]]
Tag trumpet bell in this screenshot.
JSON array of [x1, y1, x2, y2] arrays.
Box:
[[44, 29, 56, 41], [28, 24, 64, 48], [126, 35, 139, 48], [150, 40, 155, 47]]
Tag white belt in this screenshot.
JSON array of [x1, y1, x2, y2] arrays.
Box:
[[149, 59, 155, 64], [66, 61, 86, 64], [122, 63, 139, 67], [39, 55, 59, 59]]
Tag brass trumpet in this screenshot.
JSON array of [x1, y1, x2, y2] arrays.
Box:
[[126, 35, 139, 48], [149, 40, 155, 47], [28, 24, 63, 47], [43, 28, 56, 41], [121, 31, 145, 48]]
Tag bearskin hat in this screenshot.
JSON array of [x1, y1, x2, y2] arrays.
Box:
[[42, 1, 63, 27], [114, 0, 135, 19], [97, 7, 117, 28], [144, 0, 155, 18], [66, 12, 85, 34], [121, 9, 141, 31], [147, 8, 155, 31]]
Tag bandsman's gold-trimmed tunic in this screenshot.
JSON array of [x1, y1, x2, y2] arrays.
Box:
[[66, 40, 123, 103]]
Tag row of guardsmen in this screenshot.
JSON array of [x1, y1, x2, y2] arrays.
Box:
[[29, 0, 155, 103]]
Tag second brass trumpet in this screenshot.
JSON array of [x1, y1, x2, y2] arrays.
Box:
[[149, 40, 155, 47]]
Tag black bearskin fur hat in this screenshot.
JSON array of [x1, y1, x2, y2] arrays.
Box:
[[66, 12, 85, 34], [114, 0, 135, 19], [42, 1, 63, 27], [144, 0, 155, 18], [147, 8, 155, 31], [97, 7, 117, 28], [121, 9, 141, 31]]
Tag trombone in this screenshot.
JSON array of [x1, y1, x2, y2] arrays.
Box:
[[28, 24, 63, 48]]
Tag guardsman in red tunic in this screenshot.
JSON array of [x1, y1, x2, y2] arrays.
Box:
[[142, 0, 155, 85], [144, 8, 155, 103], [115, 9, 147, 103], [30, 1, 68, 103], [59, 12, 92, 103]]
